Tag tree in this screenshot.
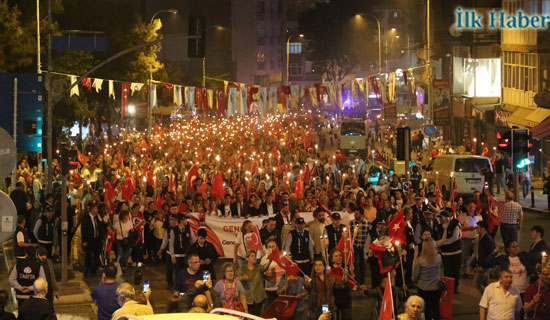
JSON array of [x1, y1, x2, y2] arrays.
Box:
[[0, 0, 36, 72], [298, 0, 376, 83], [125, 19, 164, 83]]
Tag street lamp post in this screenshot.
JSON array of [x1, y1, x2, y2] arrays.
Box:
[[201, 25, 227, 88], [355, 14, 381, 74], [147, 9, 178, 132], [285, 34, 303, 85]]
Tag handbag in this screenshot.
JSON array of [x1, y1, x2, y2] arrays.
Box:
[[119, 221, 137, 247]]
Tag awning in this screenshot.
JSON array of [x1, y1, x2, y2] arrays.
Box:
[[531, 116, 550, 139], [506, 107, 534, 127], [525, 107, 550, 125]]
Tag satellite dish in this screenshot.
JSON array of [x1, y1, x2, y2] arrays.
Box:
[[0, 128, 17, 180], [449, 23, 462, 37], [0, 191, 17, 242], [534, 91, 550, 108]]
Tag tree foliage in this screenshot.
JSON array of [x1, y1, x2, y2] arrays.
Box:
[[0, 1, 36, 72]]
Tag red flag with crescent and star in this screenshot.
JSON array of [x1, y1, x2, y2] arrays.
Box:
[[268, 248, 301, 276], [388, 209, 406, 245], [246, 226, 263, 251], [261, 295, 300, 320]]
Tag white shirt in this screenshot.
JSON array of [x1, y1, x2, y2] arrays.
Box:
[[89, 213, 97, 237], [459, 212, 482, 239], [479, 281, 522, 320], [115, 220, 134, 240], [509, 256, 528, 293]]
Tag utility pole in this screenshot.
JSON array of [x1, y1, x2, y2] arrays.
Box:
[[46, 0, 53, 193], [36, 0, 41, 74], [12, 78, 17, 189]]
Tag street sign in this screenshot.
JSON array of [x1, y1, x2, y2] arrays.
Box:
[[424, 125, 435, 136]]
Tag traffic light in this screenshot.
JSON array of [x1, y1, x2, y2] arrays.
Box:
[[496, 129, 511, 153], [396, 127, 411, 161], [188, 16, 205, 58], [511, 128, 531, 171], [61, 149, 79, 175]]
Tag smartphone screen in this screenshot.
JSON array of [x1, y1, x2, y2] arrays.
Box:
[[322, 304, 329, 313], [203, 271, 210, 282], [143, 281, 150, 293]]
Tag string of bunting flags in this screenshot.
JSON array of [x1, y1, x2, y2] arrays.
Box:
[[49, 67, 418, 118]]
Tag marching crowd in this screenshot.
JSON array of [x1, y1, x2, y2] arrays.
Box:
[[3, 114, 550, 320]]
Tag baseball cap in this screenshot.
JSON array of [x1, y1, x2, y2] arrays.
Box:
[[296, 217, 305, 224], [331, 212, 341, 220], [414, 196, 422, 201]]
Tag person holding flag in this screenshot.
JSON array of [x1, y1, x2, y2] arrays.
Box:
[[365, 220, 390, 288], [235, 251, 267, 316], [329, 249, 356, 320]]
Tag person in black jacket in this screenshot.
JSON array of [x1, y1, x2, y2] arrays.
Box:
[[10, 182, 30, 222], [437, 210, 462, 294], [187, 228, 219, 280], [472, 221, 496, 294], [81, 203, 101, 278], [528, 225, 549, 267], [8, 250, 45, 309], [17, 279, 56, 320]]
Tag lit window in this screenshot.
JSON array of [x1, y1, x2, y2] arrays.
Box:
[[288, 42, 302, 54], [257, 52, 265, 62]]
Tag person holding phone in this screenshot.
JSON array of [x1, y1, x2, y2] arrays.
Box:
[[306, 258, 334, 320]]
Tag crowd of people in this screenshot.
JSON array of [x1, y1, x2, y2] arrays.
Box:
[[3, 113, 550, 320]]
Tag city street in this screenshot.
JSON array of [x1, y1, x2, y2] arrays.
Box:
[[3, 1, 550, 320]]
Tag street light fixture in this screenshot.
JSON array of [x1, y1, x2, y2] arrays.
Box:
[[355, 13, 382, 74], [150, 9, 178, 23], [285, 33, 304, 85]]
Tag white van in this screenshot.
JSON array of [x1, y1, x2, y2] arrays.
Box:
[[339, 118, 367, 157], [424, 155, 493, 197]]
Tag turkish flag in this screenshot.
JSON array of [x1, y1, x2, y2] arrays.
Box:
[[294, 174, 303, 199], [78, 151, 89, 165], [196, 179, 207, 194], [187, 165, 200, 190], [217, 88, 225, 117], [379, 276, 393, 320], [195, 87, 203, 111], [330, 266, 357, 289], [133, 220, 145, 244], [268, 248, 301, 276], [104, 177, 115, 203], [261, 295, 300, 320], [336, 228, 354, 265], [388, 209, 406, 245], [246, 226, 263, 251], [155, 190, 163, 210], [140, 139, 150, 151], [122, 174, 135, 201], [202, 87, 208, 116], [104, 228, 115, 255], [210, 171, 224, 200]]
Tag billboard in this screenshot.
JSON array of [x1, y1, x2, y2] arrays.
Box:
[[0, 73, 43, 152]]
